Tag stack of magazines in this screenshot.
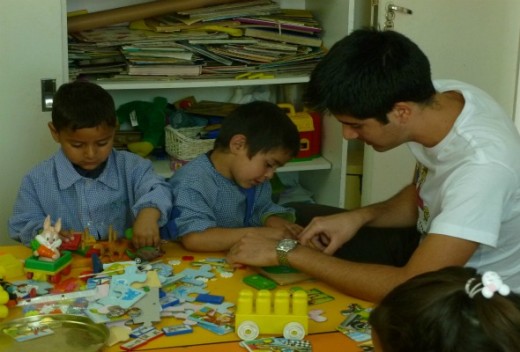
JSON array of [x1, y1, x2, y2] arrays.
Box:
[[68, 0, 325, 81]]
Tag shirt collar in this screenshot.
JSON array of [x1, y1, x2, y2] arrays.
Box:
[[55, 149, 119, 190]]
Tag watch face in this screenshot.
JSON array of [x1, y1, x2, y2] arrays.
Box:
[[278, 239, 297, 251]]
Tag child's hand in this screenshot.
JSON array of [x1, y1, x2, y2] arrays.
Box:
[[264, 215, 303, 239], [284, 223, 303, 239], [132, 208, 161, 248]]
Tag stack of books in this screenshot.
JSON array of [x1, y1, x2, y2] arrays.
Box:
[[67, 0, 325, 80]]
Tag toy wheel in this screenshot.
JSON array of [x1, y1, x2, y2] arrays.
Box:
[[283, 322, 306, 340], [50, 273, 61, 284], [237, 320, 260, 340], [26, 272, 33, 280], [62, 265, 72, 275]]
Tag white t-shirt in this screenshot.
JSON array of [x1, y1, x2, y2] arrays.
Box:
[[408, 80, 520, 291]]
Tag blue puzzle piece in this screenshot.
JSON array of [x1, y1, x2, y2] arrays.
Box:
[[97, 265, 148, 309], [195, 293, 224, 304], [181, 265, 214, 280], [172, 286, 208, 302]]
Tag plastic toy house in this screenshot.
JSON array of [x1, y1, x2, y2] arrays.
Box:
[[235, 288, 308, 340], [278, 103, 321, 160]]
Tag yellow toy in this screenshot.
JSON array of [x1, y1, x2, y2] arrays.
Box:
[[0, 286, 8, 319], [0, 268, 10, 319], [0, 253, 24, 279], [235, 288, 308, 341]]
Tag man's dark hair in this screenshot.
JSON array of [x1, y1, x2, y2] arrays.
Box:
[[305, 28, 436, 123]]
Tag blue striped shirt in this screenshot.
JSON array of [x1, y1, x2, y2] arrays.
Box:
[[168, 154, 295, 239], [9, 149, 172, 246]]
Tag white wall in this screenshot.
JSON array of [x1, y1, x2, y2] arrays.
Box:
[[362, 1, 520, 206]]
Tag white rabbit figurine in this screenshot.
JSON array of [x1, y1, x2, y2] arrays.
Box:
[[33, 215, 63, 261]]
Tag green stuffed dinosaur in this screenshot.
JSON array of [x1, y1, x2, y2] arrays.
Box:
[[116, 97, 168, 157]]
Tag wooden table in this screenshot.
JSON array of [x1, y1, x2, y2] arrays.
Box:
[[0, 242, 371, 351]]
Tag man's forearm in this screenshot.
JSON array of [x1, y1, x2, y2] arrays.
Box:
[[358, 184, 418, 228], [287, 245, 411, 302]]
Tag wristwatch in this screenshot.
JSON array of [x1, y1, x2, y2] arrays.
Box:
[[276, 239, 299, 266]]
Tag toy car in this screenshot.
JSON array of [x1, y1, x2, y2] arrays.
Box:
[[235, 288, 308, 340], [24, 251, 73, 283]]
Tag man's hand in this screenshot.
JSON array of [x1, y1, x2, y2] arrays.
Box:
[[132, 208, 161, 248], [298, 211, 363, 255]]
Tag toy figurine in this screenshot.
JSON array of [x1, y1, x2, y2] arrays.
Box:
[[124, 228, 164, 263], [32, 215, 62, 261]]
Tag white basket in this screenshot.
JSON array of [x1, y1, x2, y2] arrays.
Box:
[[165, 125, 215, 160]]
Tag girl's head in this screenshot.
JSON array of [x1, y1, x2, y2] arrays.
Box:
[[369, 266, 520, 352]]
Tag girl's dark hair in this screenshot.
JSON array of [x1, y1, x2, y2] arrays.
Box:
[[214, 100, 300, 158], [51, 80, 117, 131], [369, 266, 520, 352], [305, 28, 436, 123]]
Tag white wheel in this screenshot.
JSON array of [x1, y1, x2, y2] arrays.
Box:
[[237, 320, 260, 340], [283, 322, 305, 340]]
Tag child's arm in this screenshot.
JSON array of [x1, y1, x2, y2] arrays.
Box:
[[180, 226, 292, 252], [132, 207, 161, 248], [264, 215, 303, 238], [9, 175, 48, 246], [129, 156, 173, 244]]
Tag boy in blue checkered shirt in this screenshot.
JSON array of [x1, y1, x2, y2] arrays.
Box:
[[9, 81, 172, 249], [168, 101, 302, 252]]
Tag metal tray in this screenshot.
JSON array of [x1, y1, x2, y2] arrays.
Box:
[[0, 314, 109, 352]]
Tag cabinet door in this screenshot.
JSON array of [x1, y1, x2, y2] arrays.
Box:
[[302, 0, 370, 207], [0, 0, 66, 244], [362, 0, 520, 205]]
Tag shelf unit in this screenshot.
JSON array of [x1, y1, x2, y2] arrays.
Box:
[[151, 155, 332, 179], [65, 0, 365, 207], [97, 76, 333, 179]]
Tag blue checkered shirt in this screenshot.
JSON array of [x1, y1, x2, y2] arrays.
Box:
[[9, 149, 172, 246], [168, 154, 295, 239]]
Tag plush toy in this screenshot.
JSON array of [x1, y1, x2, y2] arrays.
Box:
[[116, 97, 169, 157]]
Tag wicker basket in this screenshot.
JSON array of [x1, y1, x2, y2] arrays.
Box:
[[165, 125, 215, 160]]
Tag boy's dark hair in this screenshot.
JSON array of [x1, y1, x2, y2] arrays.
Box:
[[369, 266, 520, 352], [305, 28, 436, 123], [214, 101, 300, 158], [52, 80, 117, 131]]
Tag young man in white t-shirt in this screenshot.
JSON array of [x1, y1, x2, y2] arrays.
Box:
[[226, 28, 520, 302]]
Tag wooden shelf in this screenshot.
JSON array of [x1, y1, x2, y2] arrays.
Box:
[[151, 156, 332, 179], [97, 75, 310, 90]]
